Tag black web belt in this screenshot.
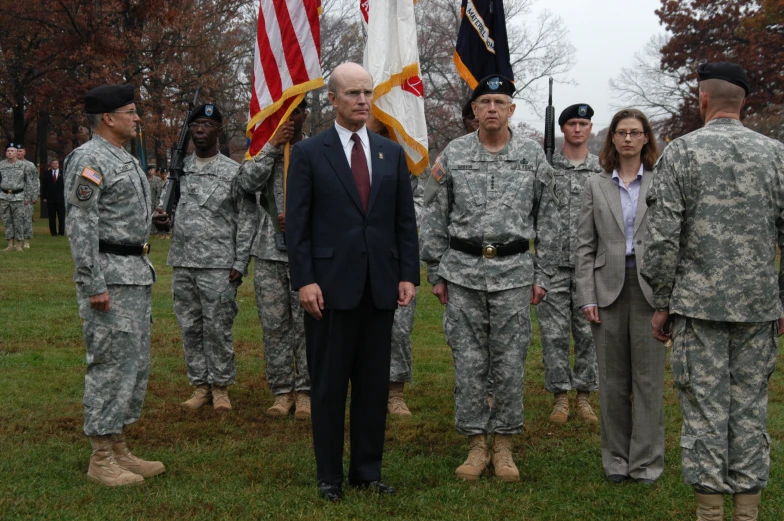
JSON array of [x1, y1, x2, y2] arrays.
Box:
[[98, 240, 150, 256], [3, 188, 24, 194], [449, 237, 529, 259]]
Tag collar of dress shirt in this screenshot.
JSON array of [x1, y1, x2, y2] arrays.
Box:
[[334, 121, 369, 152], [611, 164, 644, 185]]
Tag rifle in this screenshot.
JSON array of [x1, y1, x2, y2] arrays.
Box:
[[544, 77, 555, 166], [161, 87, 201, 220]]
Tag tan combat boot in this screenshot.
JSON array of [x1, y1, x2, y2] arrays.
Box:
[[492, 434, 520, 482], [576, 391, 598, 423], [733, 492, 761, 521], [695, 492, 724, 521], [212, 385, 232, 411], [455, 434, 490, 481], [3, 240, 14, 251], [266, 392, 295, 417], [294, 392, 311, 419], [14, 239, 23, 251], [109, 433, 165, 478], [388, 382, 412, 417], [87, 435, 144, 486], [23, 239, 30, 249], [549, 392, 569, 424], [180, 384, 211, 410]]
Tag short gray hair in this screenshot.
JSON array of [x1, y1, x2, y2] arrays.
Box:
[[86, 113, 102, 130]]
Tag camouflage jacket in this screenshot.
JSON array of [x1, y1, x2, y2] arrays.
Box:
[[64, 134, 155, 298], [21, 159, 39, 201], [167, 153, 257, 275], [0, 159, 30, 202], [642, 118, 784, 322], [148, 175, 163, 213], [420, 129, 559, 292], [551, 151, 602, 267]]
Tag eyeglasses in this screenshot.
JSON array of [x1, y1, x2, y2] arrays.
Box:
[[188, 121, 220, 130], [342, 89, 373, 99], [613, 130, 646, 139], [111, 109, 140, 116]]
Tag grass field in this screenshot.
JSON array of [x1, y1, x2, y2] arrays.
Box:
[[1, 212, 782, 520]]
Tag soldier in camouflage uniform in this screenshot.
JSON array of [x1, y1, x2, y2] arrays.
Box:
[[1, 144, 29, 251], [15, 145, 39, 249], [536, 104, 601, 425], [65, 84, 164, 487], [236, 100, 311, 419], [420, 75, 559, 482], [146, 166, 163, 234], [153, 104, 256, 412], [642, 62, 783, 521]]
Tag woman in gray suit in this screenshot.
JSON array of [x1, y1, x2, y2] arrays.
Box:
[[575, 108, 663, 484]]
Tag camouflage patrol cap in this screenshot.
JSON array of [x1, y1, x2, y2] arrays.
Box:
[[471, 75, 515, 101], [85, 84, 135, 113], [188, 103, 223, 124], [697, 62, 750, 96], [559, 104, 594, 126]]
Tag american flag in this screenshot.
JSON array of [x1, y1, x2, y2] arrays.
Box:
[[246, 0, 324, 159]]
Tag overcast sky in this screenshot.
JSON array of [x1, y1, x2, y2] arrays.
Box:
[[512, 0, 665, 133]]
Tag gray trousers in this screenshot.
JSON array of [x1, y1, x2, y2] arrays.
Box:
[[1, 199, 24, 240], [79, 284, 152, 436], [172, 267, 238, 387], [590, 268, 665, 481], [537, 267, 598, 393], [672, 316, 777, 494], [254, 259, 309, 394], [444, 282, 531, 435], [390, 291, 417, 383]]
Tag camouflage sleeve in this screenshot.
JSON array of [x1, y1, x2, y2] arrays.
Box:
[[232, 175, 259, 276], [419, 152, 451, 286], [532, 147, 559, 291], [64, 152, 106, 296], [411, 173, 424, 227], [641, 143, 686, 310], [25, 162, 39, 200], [238, 142, 281, 194]]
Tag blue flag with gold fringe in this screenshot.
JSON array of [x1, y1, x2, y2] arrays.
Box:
[[453, 0, 514, 89]]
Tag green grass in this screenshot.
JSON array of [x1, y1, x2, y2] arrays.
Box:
[[1, 209, 783, 520]]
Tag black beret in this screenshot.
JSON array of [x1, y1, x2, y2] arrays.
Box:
[[462, 99, 475, 119], [559, 104, 594, 126], [470, 75, 515, 102], [188, 103, 223, 124], [85, 84, 135, 113], [697, 62, 749, 96], [14, 143, 25, 150]]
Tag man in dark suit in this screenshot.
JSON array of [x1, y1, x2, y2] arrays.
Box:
[[41, 159, 66, 236], [286, 62, 420, 502]]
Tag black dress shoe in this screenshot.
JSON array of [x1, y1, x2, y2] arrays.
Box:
[[349, 480, 396, 495], [318, 482, 343, 502], [607, 474, 629, 484]]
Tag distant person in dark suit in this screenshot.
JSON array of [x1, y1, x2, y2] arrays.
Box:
[[285, 62, 420, 502], [42, 159, 66, 236]]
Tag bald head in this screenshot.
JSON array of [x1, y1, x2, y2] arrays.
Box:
[[699, 79, 746, 113], [328, 62, 372, 94]]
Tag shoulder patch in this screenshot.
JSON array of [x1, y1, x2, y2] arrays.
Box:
[[432, 156, 445, 183], [80, 166, 103, 186], [76, 184, 94, 201]]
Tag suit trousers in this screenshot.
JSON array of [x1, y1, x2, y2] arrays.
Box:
[[48, 201, 65, 236], [304, 282, 395, 484], [591, 267, 665, 481]]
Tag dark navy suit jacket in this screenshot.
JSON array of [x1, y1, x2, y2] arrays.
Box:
[[286, 125, 420, 310]]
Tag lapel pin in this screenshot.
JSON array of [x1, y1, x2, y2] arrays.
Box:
[[378, 153, 384, 159]]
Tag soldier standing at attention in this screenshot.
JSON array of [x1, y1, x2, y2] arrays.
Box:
[[642, 62, 784, 521], [536, 104, 601, 424], [65, 84, 164, 486], [153, 104, 256, 412], [0, 144, 28, 251], [236, 99, 311, 418], [146, 166, 162, 234], [15, 144, 39, 249], [420, 75, 559, 482]]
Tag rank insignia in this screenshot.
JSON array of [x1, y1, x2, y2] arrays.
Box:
[[76, 184, 94, 201], [80, 166, 103, 185]]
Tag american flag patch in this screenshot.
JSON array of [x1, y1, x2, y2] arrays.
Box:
[[80, 166, 103, 185], [432, 157, 445, 182]]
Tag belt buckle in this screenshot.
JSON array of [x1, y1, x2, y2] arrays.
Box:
[[6, 190, 11, 194], [482, 244, 497, 259], [142, 243, 151, 255]]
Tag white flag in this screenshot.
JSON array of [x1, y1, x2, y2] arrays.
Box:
[[362, 0, 429, 175]]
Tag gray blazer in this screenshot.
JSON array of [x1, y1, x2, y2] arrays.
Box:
[[575, 170, 654, 308]]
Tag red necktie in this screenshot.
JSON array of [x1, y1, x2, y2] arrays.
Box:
[[350, 133, 370, 212], [53, 170, 58, 183]]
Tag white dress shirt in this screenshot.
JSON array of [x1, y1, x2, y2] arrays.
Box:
[[334, 121, 373, 184]]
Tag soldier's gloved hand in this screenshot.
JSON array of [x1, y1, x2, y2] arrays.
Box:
[[152, 208, 171, 231], [229, 268, 243, 285]]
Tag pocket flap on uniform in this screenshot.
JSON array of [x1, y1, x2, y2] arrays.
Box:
[[313, 247, 333, 259], [594, 252, 606, 268], [763, 432, 771, 447], [88, 309, 137, 333], [680, 435, 697, 450]]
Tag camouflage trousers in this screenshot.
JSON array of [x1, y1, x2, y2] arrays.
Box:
[[172, 267, 238, 387], [23, 202, 33, 239], [671, 316, 778, 494], [444, 282, 531, 435], [390, 291, 417, 383], [254, 259, 309, 395], [77, 284, 152, 436], [536, 267, 598, 393], [1, 199, 24, 241]]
